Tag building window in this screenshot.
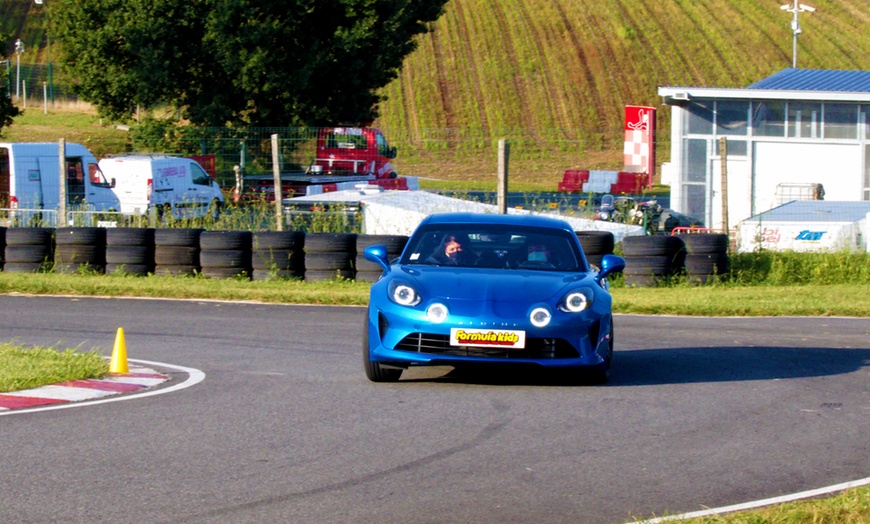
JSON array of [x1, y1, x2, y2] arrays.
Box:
[[788, 102, 820, 138], [684, 139, 708, 183], [715, 139, 747, 156], [684, 185, 707, 226], [861, 106, 870, 140], [752, 101, 785, 137], [686, 101, 714, 135], [823, 103, 858, 139], [865, 144, 870, 201], [716, 101, 748, 136]]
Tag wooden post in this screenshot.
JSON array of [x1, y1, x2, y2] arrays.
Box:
[[271, 134, 284, 231], [719, 137, 729, 234], [58, 138, 66, 227], [497, 139, 509, 214]]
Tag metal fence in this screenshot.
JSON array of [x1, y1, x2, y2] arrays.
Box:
[[5, 61, 75, 105]]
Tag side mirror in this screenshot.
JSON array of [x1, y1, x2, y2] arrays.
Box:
[[386, 146, 397, 159], [597, 254, 625, 280], [363, 245, 391, 273], [110, 178, 116, 189]]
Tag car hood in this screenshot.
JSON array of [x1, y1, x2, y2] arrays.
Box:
[[397, 266, 585, 302]]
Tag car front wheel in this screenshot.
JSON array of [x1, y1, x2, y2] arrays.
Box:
[[587, 322, 614, 384], [362, 317, 402, 382]]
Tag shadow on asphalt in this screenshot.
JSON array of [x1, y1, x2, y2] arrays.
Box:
[[610, 345, 870, 386], [398, 346, 870, 387]]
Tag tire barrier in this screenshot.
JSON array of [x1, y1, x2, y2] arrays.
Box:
[[622, 235, 686, 287], [575, 231, 615, 269], [3, 227, 54, 273], [355, 234, 409, 283], [675, 233, 730, 284], [199, 230, 253, 279], [54, 227, 106, 274], [154, 228, 203, 277], [303, 232, 357, 282], [251, 231, 305, 281], [105, 228, 155, 276]]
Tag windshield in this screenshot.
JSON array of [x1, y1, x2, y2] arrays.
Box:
[[402, 223, 585, 271]]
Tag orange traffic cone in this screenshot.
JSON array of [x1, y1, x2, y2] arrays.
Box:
[[110, 327, 129, 374]]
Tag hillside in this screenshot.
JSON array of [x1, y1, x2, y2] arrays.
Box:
[[5, 0, 870, 188]]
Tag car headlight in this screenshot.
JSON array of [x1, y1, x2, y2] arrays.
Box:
[[427, 303, 449, 323], [389, 281, 421, 306], [558, 288, 593, 313], [530, 307, 552, 327]]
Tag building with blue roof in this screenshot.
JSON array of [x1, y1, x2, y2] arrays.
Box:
[[657, 69, 870, 233]]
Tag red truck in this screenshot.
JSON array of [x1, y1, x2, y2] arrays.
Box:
[[239, 126, 416, 201]]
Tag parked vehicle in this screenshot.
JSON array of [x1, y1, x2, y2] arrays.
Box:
[[362, 212, 626, 383], [99, 155, 224, 219], [0, 142, 120, 219], [239, 126, 416, 201]]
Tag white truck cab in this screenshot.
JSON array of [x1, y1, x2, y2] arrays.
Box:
[[99, 155, 224, 219]]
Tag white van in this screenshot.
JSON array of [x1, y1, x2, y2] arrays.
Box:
[[0, 142, 120, 215], [99, 155, 224, 219]]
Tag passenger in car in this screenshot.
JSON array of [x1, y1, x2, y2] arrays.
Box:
[[427, 233, 474, 266]]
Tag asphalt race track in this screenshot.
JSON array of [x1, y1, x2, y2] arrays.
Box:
[[0, 295, 867, 524]]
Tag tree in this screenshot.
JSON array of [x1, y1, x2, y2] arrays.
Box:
[[0, 34, 22, 136], [51, 0, 447, 127]]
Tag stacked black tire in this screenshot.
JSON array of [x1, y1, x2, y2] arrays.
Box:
[[3, 227, 53, 273], [575, 231, 615, 269], [675, 233, 730, 284], [106, 228, 155, 276], [54, 227, 106, 274], [303, 233, 357, 282], [251, 231, 305, 281], [199, 231, 253, 279], [355, 234, 409, 282], [622, 235, 686, 287], [154, 228, 202, 276]]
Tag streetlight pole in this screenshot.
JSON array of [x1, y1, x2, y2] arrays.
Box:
[[781, 1, 815, 68], [14, 39, 24, 99]]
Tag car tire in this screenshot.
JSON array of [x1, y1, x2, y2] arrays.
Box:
[[675, 233, 730, 254], [622, 235, 684, 257], [362, 318, 402, 382], [106, 246, 152, 265], [2, 262, 48, 273], [106, 227, 155, 247], [5, 227, 52, 246], [153, 264, 198, 277], [106, 263, 152, 276], [587, 321, 614, 384], [199, 231, 251, 251], [154, 246, 199, 266], [575, 231, 615, 255]]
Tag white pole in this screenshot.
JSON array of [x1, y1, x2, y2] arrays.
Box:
[[792, 0, 799, 67], [15, 50, 20, 98]]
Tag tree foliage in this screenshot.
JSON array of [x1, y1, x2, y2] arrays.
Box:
[[0, 33, 22, 136], [51, 0, 447, 127]]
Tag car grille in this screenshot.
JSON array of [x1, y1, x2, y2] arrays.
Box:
[[394, 333, 579, 359]]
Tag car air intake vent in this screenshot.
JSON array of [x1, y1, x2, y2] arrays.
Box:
[[395, 333, 579, 359]]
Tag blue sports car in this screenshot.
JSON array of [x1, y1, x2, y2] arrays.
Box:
[[362, 212, 626, 383]]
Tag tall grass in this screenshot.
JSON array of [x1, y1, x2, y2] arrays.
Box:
[[728, 251, 870, 286]]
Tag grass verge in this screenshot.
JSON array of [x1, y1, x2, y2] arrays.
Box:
[[0, 343, 108, 393], [1, 273, 869, 317], [635, 484, 870, 524]]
